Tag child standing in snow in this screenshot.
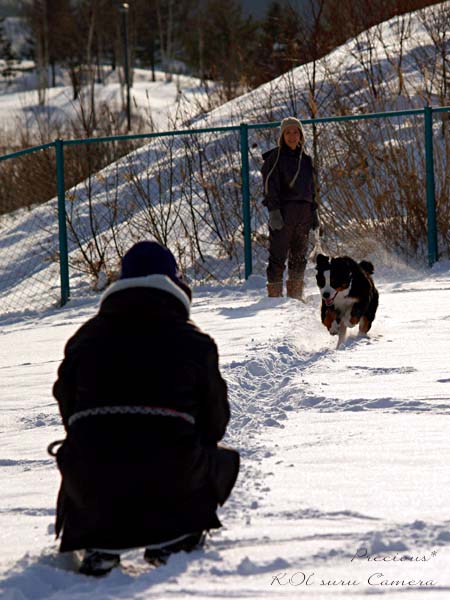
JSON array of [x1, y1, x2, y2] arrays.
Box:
[[261, 116, 320, 299], [50, 241, 240, 576]]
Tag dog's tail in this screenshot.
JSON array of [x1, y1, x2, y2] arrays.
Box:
[[359, 260, 375, 275]]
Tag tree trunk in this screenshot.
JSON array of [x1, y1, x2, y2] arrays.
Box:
[[36, 0, 49, 105], [86, 4, 97, 131]]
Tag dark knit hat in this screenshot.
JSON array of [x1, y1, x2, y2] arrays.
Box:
[[121, 241, 181, 283], [100, 241, 192, 310]]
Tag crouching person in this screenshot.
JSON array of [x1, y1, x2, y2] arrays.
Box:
[[50, 241, 240, 576]]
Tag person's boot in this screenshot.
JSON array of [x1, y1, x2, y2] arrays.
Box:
[[286, 279, 304, 300], [267, 281, 283, 297], [78, 550, 121, 576], [144, 532, 206, 566]]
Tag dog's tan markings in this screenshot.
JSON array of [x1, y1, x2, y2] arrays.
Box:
[[350, 315, 359, 326], [324, 308, 337, 331]]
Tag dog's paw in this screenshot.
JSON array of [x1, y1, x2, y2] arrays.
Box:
[[330, 321, 340, 335]]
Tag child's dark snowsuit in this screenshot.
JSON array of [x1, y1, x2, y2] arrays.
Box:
[[262, 144, 317, 286]]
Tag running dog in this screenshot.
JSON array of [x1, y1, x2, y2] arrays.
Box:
[[315, 254, 379, 347]]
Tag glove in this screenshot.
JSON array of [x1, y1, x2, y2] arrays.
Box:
[[269, 209, 284, 231]]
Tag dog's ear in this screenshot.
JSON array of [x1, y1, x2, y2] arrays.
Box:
[[359, 260, 374, 275], [316, 254, 330, 270]]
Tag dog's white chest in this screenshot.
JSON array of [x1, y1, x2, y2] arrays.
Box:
[[334, 291, 355, 312], [334, 291, 357, 327]]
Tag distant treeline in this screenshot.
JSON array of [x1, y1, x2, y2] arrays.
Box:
[[1, 0, 443, 102]]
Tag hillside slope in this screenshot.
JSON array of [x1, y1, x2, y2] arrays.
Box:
[[0, 2, 448, 318]]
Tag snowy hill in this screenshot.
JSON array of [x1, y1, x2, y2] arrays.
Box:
[[0, 4, 450, 598], [0, 65, 212, 135], [191, 1, 449, 125], [0, 1, 449, 320]]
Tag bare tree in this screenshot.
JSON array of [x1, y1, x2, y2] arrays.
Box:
[[419, 3, 450, 108], [156, 0, 174, 82], [31, 0, 49, 105]]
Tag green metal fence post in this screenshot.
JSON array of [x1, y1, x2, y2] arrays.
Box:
[[55, 138, 70, 305], [240, 122, 252, 279], [424, 106, 438, 266]]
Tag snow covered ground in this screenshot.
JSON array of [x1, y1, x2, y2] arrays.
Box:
[[1, 8, 449, 596], [2, 2, 449, 319], [1, 257, 450, 599], [0, 67, 210, 134]]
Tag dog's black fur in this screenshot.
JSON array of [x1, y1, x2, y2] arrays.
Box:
[[315, 253, 379, 346]]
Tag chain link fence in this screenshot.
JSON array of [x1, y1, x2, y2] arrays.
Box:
[[432, 110, 450, 254], [0, 106, 449, 319], [63, 129, 250, 287], [0, 144, 62, 315], [312, 113, 430, 257]]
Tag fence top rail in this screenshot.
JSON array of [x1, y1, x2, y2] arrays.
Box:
[[433, 106, 450, 114], [0, 141, 55, 163], [62, 123, 242, 147], [249, 105, 450, 130], [0, 105, 448, 161], [58, 105, 450, 146]]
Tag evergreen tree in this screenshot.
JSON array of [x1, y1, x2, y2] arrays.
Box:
[[254, 1, 301, 85], [183, 0, 258, 99], [133, 0, 158, 79]]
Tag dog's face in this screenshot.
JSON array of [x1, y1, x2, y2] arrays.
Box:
[[316, 254, 353, 306]]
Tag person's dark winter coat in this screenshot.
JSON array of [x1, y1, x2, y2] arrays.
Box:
[[262, 145, 316, 212], [261, 117, 320, 297], [52, 242, 239, 553]]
